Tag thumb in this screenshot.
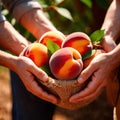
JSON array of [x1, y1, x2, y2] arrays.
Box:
[[77, 63, 96, 84], [31, 64, 49, 82]]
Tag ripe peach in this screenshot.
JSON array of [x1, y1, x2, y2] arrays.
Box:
[[83, 49, 105, 68], [49, 47, 83, 80], [39, 31, 66, 47], [23, 43, 49, 67], [62, 32, 93, 56]]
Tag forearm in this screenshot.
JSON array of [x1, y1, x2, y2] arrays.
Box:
[[101, 0, 120, 42], [19, 8, 57, 39], [0, 21, 29, 55], [108, 43, 120, 68], [0, 50, 17, 71], [3, 0, 57, 40]]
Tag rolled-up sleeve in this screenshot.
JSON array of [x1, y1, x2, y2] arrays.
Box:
[[0, 13, 6, 22], [2, 0, 41, 22], [0, 0, 6, 22]]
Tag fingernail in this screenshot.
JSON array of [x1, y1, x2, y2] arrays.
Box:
[[78, 77, 83, 83], [69, 98, 76, 103], [42, 75, 49, 82]]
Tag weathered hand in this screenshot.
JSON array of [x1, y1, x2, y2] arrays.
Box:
[[69, 52, 116, 103], [14, 56, 58, 104]]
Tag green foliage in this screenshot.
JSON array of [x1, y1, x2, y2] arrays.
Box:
[[1, 0, 111, 76], [40, 40, 61, 75], [2, 0, 110, 39], [82, 29, 105, 60], [90, 29, 105, 44], [80, 0, 92, 8], [46, 40, 60, 56], [54, 7, 73, 21], [80, 0, 109, 9], [82, 49, 96, 60], [40, 65, 52, 75]]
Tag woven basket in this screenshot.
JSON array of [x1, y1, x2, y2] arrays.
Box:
[[38, 77, 93, 110]]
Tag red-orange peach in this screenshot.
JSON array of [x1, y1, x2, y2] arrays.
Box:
[[62, 32, 93, 56], [49, 47, 83, 80], [39, 31, 66, 47], [23, 43, 49, 67]]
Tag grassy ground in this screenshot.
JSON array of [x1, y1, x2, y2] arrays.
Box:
[[0, 66, 114, 120]]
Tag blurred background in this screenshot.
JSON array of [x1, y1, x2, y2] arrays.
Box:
[[0, 0, 114, 120]]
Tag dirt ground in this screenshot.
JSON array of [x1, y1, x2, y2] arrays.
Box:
[[0, 66, 114, 120], [0, 67, 12, 120]]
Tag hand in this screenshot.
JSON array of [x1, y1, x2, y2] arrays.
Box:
[[14, 56, 58, 104], [101, 36, 116, 52], [69, 52, 116, 103]]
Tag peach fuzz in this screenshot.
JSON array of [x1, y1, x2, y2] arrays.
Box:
[[39, 31, 66, 47], [49, 47, 83, 80], [62, 32, 93, 56], [23, 43, 49, 67]]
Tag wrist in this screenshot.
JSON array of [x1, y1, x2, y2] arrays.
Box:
[[107, 44, 120, 69], [0, 50, 18, 72], [101, 35, 116, 52]]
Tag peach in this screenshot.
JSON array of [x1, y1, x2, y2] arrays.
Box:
[[39, 31, 66, 47], [23, 43, 49, 67], [83, 49, 105, 68], [62, 32, 93, 56], [49, 47, 83, 80]]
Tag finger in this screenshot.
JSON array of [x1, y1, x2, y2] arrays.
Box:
[[70, 76, 103, 102], [26, 77, 58, 104], [19, 47, 28, 56], [77, 63, 97, 84], [29, 63, 49, 82], [21, 72, 57, 104], [69, 83, 103, 103]]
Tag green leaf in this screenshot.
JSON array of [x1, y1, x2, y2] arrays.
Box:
[[54, 0, 64, 4], [1, 9, 9, 16], [46, 40, 60, 56], [80, 0, 92, 8], [54, 7, 73, 21], [40, 65, 52, 76], [82, 49, 96, 60], [90, 29, 105, 44]]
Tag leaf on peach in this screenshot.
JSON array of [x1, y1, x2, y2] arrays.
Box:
[[46, 40, 60, 56], [40, 65, 52, 76], [82, 49, 96, 60], [90, 29, 105, 44]]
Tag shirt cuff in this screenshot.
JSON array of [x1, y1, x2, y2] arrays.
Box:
[[0, 14, 6, 22], [12, 0, 41, 22]]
